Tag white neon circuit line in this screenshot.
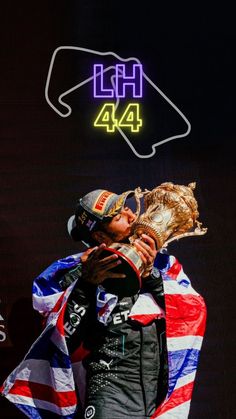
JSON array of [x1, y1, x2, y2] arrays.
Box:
[[45, 46, 191, 159]]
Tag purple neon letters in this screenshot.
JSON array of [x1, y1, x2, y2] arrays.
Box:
[[93, 64, 143, 98]]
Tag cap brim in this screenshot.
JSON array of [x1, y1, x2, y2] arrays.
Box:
[[104, 190, 135, 218], [67, 215, 76, 236]]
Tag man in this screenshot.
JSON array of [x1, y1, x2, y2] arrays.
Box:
[[63, 189, 168, 418], [1, 188, 206, 419]]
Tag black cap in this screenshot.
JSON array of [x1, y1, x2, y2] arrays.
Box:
[[67, 189, 135, 246]]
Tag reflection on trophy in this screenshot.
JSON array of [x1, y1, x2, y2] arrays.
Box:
[[102, 182, 207, 297]]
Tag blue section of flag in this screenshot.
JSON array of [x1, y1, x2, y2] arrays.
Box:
[[168, 348, 200, 395], [178, 278, 190, 287], [33, 254, 82, 297], [15, 403, 75, 419], [25, 328, 71, 369], [154, 251, 170, 271]]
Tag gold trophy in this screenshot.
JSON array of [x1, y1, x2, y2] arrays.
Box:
[[102, 182, 207, 297]]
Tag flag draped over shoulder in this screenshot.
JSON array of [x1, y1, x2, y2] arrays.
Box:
[[152, 253, 207, 418], [0, 253, 207, 418], [1, 254, 82, 418]]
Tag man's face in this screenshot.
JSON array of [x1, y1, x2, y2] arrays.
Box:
[[104, 207, 136, 243]]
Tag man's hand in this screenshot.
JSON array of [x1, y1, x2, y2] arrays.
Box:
[[81, 244, 126, 286], [133, 234, 157, 277]]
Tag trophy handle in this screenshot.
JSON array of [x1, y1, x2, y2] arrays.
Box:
[[162, 221, 208, 248], [133, 187, 145, 218]]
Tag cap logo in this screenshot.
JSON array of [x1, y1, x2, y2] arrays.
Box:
[[84, 406, 95, 419], [86, 219, 97, 231], [106, 192, 127, 217], [78, 210, 88, 225], [93, 191, 114, 214]]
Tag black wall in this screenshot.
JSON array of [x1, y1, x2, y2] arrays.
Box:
[[0, 2, 235, 418]]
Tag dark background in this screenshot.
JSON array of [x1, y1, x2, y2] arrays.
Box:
[[0, 2, 235, 418]]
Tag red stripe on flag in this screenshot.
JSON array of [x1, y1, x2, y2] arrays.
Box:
[[56, 300, 68, 336], [129, 313, 164, 326], [51, 293, 65, 313], [71, 343, 91, 363], [165, 294, 207, 338], [9, 379, 77, 408], [152, 381, 194, 418], [165, 259, 182, 280], [41, 293, 65, 329], [98, 302, 110, 317]]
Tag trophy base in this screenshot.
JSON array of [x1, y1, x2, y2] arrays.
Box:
[[100, 244, 142, 298]]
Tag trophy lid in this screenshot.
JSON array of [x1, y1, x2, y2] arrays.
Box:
[[131, 182, 207, 249]]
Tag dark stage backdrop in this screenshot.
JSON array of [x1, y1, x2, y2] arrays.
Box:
[[0, 2, 235, 418]]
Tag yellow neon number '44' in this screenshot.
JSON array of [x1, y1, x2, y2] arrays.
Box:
[[118, 103, 142, 132], [94, 103, 117, 132], [94, 103, 142, 133]]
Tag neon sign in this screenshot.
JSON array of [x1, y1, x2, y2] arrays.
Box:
[[93, 63, 143, 133], [94, 103, 142, 133], [45, 46, 191, 159], [93, 64, 143, 98]]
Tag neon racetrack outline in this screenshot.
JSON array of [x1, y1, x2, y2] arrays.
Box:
[[45, 46, 191, 159]]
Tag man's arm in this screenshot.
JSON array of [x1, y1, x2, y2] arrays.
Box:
[[141, 267, 165, 309], [133, 234, 165, 309], [63, 244, 126, 353], [62, 265, 97, 354], [32, 253, 83, 315]]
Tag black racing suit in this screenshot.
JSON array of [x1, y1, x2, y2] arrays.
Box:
[[62, 266, 168, 419]]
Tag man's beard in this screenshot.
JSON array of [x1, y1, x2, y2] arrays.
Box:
[[108, 231, 131, 244], [110, 233, 131, 244], [122, 237, 130, 244]]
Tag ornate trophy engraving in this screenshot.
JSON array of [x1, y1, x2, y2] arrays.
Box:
[[102, 182, 207, 297]]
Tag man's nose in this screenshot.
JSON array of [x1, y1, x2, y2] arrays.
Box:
[[128, 211, 136, 223], [122, 208, 136, 223]]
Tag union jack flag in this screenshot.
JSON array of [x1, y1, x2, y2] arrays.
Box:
[[0, 252, 206, 418]]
